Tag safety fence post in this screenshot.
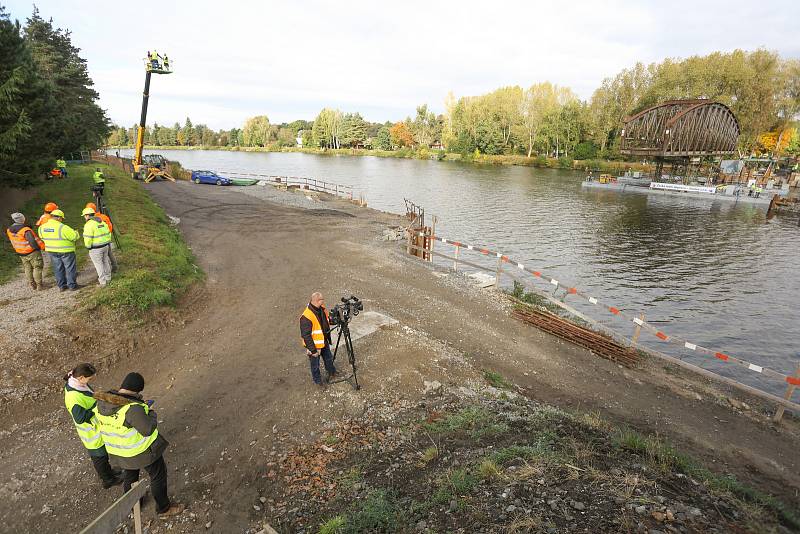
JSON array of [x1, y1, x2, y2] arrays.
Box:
[[631, 312, 645, 347], [773, 362, 800, 423], [430, 216, 437, 262], [453, 245, 460, 271], [495, 255, 503, 289]]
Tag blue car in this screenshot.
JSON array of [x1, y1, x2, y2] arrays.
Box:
[[191, 170, 231, 186]]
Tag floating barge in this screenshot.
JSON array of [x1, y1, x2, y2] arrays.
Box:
[[581, 177, 776, 206]]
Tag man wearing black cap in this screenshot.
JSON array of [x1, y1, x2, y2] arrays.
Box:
[[94, 372, 184, 518]]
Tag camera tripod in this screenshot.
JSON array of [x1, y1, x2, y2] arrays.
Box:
[[329, 321, 360, 390]]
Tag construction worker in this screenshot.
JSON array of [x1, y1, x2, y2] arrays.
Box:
[[93, 168, 105, 194], [82, 207, 113, 287], [5, 212, 45, 290], [300, 292, 337, 388], [56, 158, 68, 178], [94, 372, 185, 518], [163, 55, 170, 71], [63, 363, 123, 489], [86, 202, 117, 272], [36, 202, 58, 227], [37, 209, 80, 291]]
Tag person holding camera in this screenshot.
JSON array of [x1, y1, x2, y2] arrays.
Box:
[[300, 292, 337, 387]]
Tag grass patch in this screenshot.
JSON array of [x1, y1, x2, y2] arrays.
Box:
[[423, 406, 509, 438], [484, 370, 513, 390], [476, 458, 502, 481], [1, 167, 96, 283], [419, 445, 439, 464], [84, 164, 203, 313], [345, 489, 399, 533], [433, 468, 478, 504], [613, 427, 800, 529], [318, 515, 346, 534]]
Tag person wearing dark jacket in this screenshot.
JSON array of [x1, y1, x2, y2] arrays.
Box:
[[63, 363, 122, 488], [5, 213, 45, 290], [93, 372, 184, 518], [300, 292, 337, 387]]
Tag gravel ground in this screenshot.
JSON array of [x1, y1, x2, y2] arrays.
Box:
[[233, 182, 338, 210], [0, 257, 96, 355]]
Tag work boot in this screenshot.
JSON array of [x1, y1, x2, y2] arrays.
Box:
[[102, 474, 124, 489], [158, 503, 186, 518], [59, 287, 66, 292]]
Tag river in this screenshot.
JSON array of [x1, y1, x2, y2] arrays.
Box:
[[121, 149, 799, 396]]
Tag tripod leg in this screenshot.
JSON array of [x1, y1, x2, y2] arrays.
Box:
[[344, 328, 360, 390]]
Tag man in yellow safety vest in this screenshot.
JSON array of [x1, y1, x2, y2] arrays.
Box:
[[37, 209, 81, 291], [82, 207, 113, 286], [300, 292, 337, 387], [94, 372, 184, 518]]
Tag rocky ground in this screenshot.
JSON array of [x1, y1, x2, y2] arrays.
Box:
[[1, 181, 798, 533]]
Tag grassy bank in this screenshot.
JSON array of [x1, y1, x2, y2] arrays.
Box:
[[109, 144, 652, 175], [268, 380, 799, 533], [1, 163, 202, 313], [1, 168, 95, 283]]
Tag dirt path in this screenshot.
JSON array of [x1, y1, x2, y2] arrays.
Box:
[[1, 181, 798, 533]]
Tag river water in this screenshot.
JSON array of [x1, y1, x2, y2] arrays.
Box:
[[122, 149, 799, 396]]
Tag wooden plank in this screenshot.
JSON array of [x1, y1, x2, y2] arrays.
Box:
[[80, 481, 148, 534], [773, 363, 800, 422]]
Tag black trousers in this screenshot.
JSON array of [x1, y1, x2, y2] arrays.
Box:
[[122, 456, 170, 513], [90, 453, 117, 486]]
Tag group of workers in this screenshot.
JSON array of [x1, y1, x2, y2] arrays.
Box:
[[64, 365, 184, 518], [146, 50, 169, 72], [5, 169, 115, 291]]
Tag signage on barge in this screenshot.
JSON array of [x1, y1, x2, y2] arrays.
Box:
[[649, 182, 716, 194]]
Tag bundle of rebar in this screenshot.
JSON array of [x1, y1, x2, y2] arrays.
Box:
[[512, 307, 640, 368]]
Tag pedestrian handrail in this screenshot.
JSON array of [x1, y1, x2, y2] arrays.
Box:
[[407, 230, 800, 419], [218, 170, 355, 199], [80, 480, 148, 534]]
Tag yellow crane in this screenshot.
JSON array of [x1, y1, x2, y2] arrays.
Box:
[[132, 52, 175, 182]]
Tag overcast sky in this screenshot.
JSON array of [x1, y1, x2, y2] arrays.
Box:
[[5, 0, 799, 129]]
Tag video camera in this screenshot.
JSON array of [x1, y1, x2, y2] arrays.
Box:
[[91, 184, 104, 194], [328, 295, 363, 327], [327, 295, 364, 390]]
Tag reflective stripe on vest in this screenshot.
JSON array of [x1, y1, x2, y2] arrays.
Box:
[[38, 220, 77, 253], [6, 227, 43, 255], [300, 306, 329, 349], [84, 217, 112, 248], [64, 388, 103, 450], [93, 402, 158, 458]]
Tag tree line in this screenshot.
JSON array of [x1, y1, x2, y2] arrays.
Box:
[[0, 7, 109, 187], [107, 49, 800, 161]]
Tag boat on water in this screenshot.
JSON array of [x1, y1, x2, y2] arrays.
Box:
[[581, 173, 780, 207]]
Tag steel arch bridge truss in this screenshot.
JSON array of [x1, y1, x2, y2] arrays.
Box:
[[620, 99, 740, 158]]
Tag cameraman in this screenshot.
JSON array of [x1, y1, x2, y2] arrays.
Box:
[[299, 292, 337, 387]]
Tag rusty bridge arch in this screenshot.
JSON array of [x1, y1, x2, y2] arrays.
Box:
[[620, 99, 740, 158]]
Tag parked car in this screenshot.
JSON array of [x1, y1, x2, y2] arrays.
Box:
[[191, 170, 231, 186]]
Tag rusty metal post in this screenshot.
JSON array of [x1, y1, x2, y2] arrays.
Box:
[[773, 362, 800, 423], [430, 216, 437, 262]]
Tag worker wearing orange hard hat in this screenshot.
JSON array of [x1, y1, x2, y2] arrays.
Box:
[[36, 202, 59, 227], [84, 203, 117, 273]]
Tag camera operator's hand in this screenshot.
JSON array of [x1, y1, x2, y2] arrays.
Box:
[[306, 349, 315, 357]]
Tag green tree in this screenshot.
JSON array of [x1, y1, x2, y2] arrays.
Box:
[[0, 6, 56, 185], [312, 108, 342, 149], [411, 104, 438, 147], [374, 126, 392, 150], [180, 117, 195, 146], [242, 115, 270, 147], [340, 112, 367, 148], [23, 8, 109, 158]]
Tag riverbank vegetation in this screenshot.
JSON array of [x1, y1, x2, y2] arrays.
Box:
[[0, 7, 108, 187], [107, 49, 800, 165]]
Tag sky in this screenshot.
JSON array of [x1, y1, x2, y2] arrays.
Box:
[[5, 0, 800, 130]]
